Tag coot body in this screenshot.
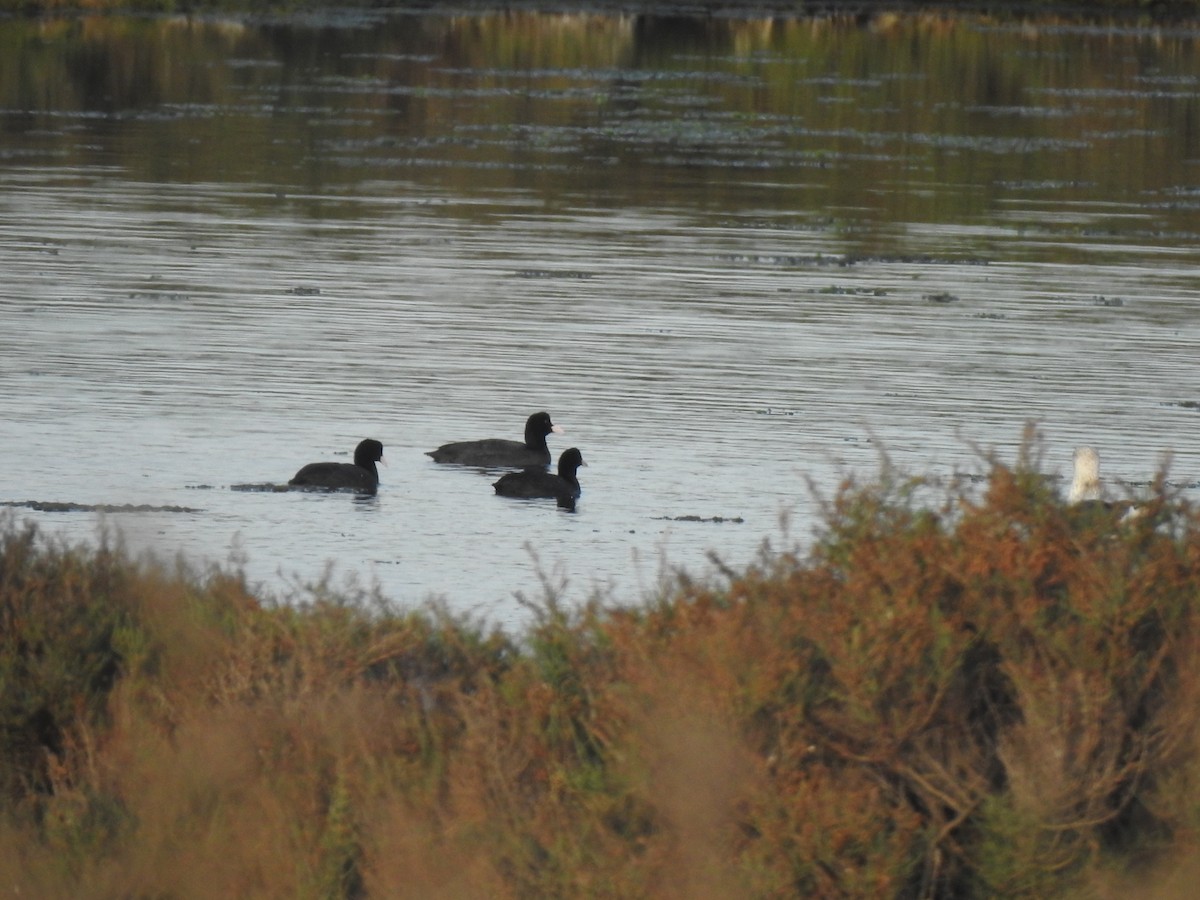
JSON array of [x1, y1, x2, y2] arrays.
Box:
[[289, 439, 384, 493], [493, 448, 585, 509], [427, 412, 563, 467]]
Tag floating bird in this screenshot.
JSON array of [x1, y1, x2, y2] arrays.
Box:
[[1068, 446, 1102, 504], [493, 448, 586, 510], [427, 411, 563, 467], [289, 439, 384, 493], [1067, 446, 1142, 520]]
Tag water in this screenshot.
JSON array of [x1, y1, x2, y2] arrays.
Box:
[[2, 10, 1199, 629]]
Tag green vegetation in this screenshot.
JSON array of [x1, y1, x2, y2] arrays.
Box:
[[3, 440, 1200, 897]]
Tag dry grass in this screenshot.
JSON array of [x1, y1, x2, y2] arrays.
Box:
[[3, 438, 1200, 898]]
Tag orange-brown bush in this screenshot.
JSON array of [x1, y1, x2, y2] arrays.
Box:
[[2, 445, 1200, 898]]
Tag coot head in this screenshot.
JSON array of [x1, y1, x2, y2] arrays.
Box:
[[526, 411, 565, 445], [354, 439, 386, 469], [556, 447, 586, 480]]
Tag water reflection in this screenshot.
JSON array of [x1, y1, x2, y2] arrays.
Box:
[[1, 9, 1199, 624], [2, 10, 1199, 256]]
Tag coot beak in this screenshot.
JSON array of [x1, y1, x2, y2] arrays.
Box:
[[551, 424, 565, 434]]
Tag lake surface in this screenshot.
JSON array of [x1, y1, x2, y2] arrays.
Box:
[[2, 9, 1199, 629]]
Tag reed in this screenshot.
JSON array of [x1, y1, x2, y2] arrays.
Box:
[[2, 439, 1200, 898]]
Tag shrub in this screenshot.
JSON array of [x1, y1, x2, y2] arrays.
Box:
[[2, 442, 1200, 898]]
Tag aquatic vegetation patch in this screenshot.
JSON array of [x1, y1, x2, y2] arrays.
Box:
[[0, 500, 202, 513], [819, 284, 889, 296], [652, 514, 745, 523], [511, 268, 596, 279]]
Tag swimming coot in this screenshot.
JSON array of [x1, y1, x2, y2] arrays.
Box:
[[427, 411, 563, 467], [289, 439, 384, 493], [493, 448, 586, 509]]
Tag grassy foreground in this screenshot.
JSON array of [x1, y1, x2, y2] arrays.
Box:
[[3, 444, 1200, 898]]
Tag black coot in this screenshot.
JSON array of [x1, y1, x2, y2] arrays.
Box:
[[427, 411, 563, 467], [493, 448, 586, 509], [289, 439, 384, 492]]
